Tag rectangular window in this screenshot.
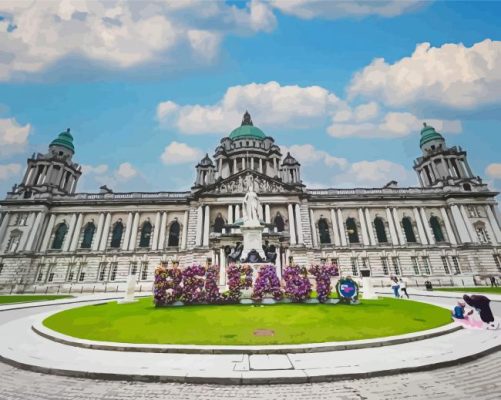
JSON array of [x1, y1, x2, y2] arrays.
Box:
[[0, 263, 3, 275], [110, 262, 118, 281], [130, 262, 138, 276], [66, 263, 76, 282], [421, 256, 431, 275], [493, 255, 501, 272], [36, 264, 45, 282], [391, 257, 401, 275], [141, 262, 149, 281], [350, 257, 359, 276], [476, 227, 490, 243], [46, 263, 56, 283], [451, 256, 461, 274], [441, 256, 451, 275], [411, 257, 420, 275], [381, 257, 389, 275], [78, 272, 85, 282], [98, 262, 107, 281], [361, 257, 370, 270]]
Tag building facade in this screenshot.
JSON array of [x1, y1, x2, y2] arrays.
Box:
[[1, 112, 500, 293]]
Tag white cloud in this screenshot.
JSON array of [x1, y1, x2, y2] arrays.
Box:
[[282, 144, 348, 169], [270, 0, 424, 19], [328, 111, 462, 139], [0, 0, 276, 81], [116, 162, 137, 180], [333, 159, 417, 187], [348, 39, 501, 109], [161, 141, 203, 165], [157, 81, 341, 134], [486, 164, 501, 180], [0, 163, 22, 181], [82, 164, 109, 175], [0, 117, 31, 157]]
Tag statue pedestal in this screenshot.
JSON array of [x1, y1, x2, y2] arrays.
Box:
[[117, 274, 138, 304], [361, 277, 377, 300], [241, 224, 265, 261]]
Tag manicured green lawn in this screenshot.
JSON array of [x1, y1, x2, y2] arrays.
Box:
[[0, 295, 72, 304], [437, 287, 501, 295], [43, 297, 451, 345]]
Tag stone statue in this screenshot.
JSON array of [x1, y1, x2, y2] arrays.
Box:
[[242, 178, 261, 226], [228, 242, 243, 262]]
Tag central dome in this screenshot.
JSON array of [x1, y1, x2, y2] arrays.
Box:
[[229, 111, 266, 140]]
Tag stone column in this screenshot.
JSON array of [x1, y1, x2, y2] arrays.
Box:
[[69, 213, 84, 251], [159, 212, 167, 250], [259, 158, 263, 173], [288, 204, 297, 245], [420, 208, 435, 245], [337, 209, 347, 246], [235, 204, 240, 220], [485, 205, 501, 243], [450, 205, 470, 243], [413, 207, 428, 245], [242, 157, 246, 170], [92, 213, 105, 251], [258, 203, 264, 221], [309, 209, 318, 247], [440, 207, 457, 245], [233, 159, 237, 174], [364, 208, 376, 245], [195, 206, 203, 246], [25, 212, 44, 252], [181, 210, 189, 250], [128, 213, 140, 250], [62, 214, 77, 252], [392, 208, 406, 245], [385, 208, 399, 245], [18, 212, 35, 251], [265, 204, 270, 223], [99, 213, 111, 251], [251, 158, 255, 170], [219, 247, 226, 286], [358, 208, 370, 245], [40, 214, 56, 252], [295, 204, 304, 244], [228, 205, 234, 224], [122, 212, 133, 250], [203, 205, 210, 247], [330, 209, 340, 246], [151, 212, 161, 251], [460, 205, 479, 243], [0, 212, 11, 249]]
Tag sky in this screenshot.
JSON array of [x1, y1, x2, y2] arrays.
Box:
[[0, 0, 500, 196]]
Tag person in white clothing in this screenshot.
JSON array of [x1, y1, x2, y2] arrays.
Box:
[[399, 278, 409, 299]]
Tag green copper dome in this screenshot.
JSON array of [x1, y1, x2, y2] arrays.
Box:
[[50, 128, 75, 152], [420, 123, 444, 148], [229, 111, 266, 140]]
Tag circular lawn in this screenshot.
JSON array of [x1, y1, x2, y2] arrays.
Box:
[[43, 297, 451, 345]]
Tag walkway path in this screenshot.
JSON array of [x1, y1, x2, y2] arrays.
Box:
[[1, 295, 500, 385]]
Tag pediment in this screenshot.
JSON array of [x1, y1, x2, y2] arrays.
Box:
[[197, 171, 303, 195]]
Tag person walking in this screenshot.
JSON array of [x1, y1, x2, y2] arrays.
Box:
[[490, 276, 497, 287], [399, 278, 409, 299], [390, 276, 400, 298]]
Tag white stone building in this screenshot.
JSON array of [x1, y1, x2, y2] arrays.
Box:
[[0, 112, 500, 293]]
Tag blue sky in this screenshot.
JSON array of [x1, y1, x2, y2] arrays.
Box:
[[0, 1, 500, 195]]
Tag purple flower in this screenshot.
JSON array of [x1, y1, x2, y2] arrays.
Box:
[[252, 264, 283, 301], [309, 264, 339, 303], [283, 265, 312, 302]]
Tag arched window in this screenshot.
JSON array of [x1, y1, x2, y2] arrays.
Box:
[[402, 217, 417, 243], [7, 230, 22, 253], [139, 220, 152, 248], [81, 222, 95, 249], [474, 222, 490, 243], [429, 216, 445, 242], [167, 220, 180, 247], [346, 217, 359, 243], [318, 217, 331, 244], [52, 222, 68, 249], [463, 183, 471, 191], [274, 212, 285, 232], [110, 220, 124, 248], [374, 217, 388, 243], [213, 213, 225, 233]]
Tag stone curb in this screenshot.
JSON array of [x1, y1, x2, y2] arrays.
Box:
[[33, 316, 462, 355], [2, 343, 501, 385]]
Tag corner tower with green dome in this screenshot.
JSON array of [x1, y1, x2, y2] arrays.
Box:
[[193, 111, 302, 187], [414, 122, 480, 190], [14, 128, 82, 197]]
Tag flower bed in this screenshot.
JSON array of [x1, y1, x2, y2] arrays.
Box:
[[153, 262, 349, 306]]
